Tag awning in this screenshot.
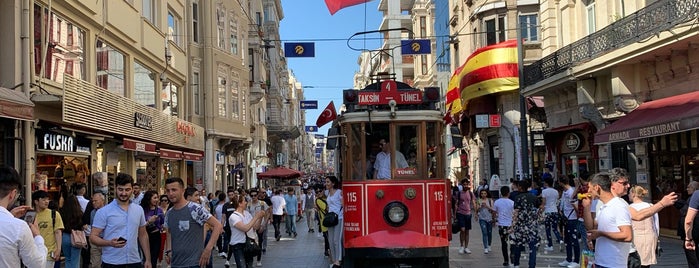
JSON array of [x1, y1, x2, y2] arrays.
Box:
[[0, 87, 34, 121], [183, 152, 204, 162], [159, 148, 183, 160], [547, 122, 594, 134], [123, 138, 157, 153], [595, 91, 699, 144]]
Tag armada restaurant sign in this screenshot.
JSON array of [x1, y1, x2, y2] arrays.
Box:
[[596, 120, 686, 144]]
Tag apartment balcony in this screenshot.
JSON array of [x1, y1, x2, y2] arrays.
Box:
[[523, 0, 699, 92]]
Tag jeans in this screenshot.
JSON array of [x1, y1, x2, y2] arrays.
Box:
[[564, 219, 581, 263], [61, 232, 81, 268], [478, 219, 493, 248], [273, 214, 283, 239], [511, 239, 538, 268], [230, 243, 252, 268], [498, 226, 511, 265], [576, 220, 589, 251], [147, 231, 161, 268], [285, 214, 297, 234], [544, 212, 563, 247], [204, 230, 213, 268]]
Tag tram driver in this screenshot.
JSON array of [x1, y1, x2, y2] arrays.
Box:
[[373, 139, 408, 180]]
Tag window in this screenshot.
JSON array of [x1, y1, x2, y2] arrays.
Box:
[[192, 2, 199, 43], [421, 55, 428, 75], [218, 76, 227, 117], [230, 16, 238, 55], [256, 12, 262, 27], [586, 1, 596, 34], [484, 14, 506, 46], [216, 7, 226, 49], [168, 10, 181, 46], [231, 79, 239, 119], [162, 83, 178, 116], [242, 90, 247, 125], [133, 61, 155, 108], [419, 16, 427, 38], [143, 0, 156, 25], [33, 4, 86, 82], [192, 71, 200, 115], [519, 14, 539, 42], [96, 40, 125, 96]]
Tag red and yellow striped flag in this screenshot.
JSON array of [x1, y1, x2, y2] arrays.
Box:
[[445, 63, 466, 116], [459, 40, 519, 106]]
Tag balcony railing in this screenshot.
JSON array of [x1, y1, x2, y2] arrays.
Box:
[[523, 0, 699, 88]]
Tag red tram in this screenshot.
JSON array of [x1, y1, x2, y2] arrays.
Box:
[[325, 78, 452, 267]]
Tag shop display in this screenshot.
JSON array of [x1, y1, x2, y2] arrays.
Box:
[[34, 154, 89, 200]]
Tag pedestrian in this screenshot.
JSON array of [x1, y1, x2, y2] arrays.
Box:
[[325, 175, 343, 268], [315, 188, 330, 257], [214, 192, 227, 257], [283, 187, 299, 237], [557, 176, 580, 268], [157, 194, 169, 265], [184, 187, 214, 268], [140, 190, 164, 268], [131, 183, 144, 205], [86, 191, 106, 268], [455, 177, 477, 254], [89, 173, 152, 268], [493, 186, 514, 267], [32, 189, 64, 268], [59, 195, 84, 268], [541, 177, 563, 252], [510, 180, 541, 268], [608, 167, 676, 267], [629, 185, 659, 267], [474, 189, 494, 254], [270, 188, 286, 241], [227, 194, 265, 268], [0, 166, 47, 268], [581, 172, 633, 268], [301, 188, 316, 233], [258, 190, 273, 253], [163, 178, 222, 268], [246, 189, 270, 267], [677, 181, 699, 267], [73, 183, 89, 212], [221, 188, 238, 259]]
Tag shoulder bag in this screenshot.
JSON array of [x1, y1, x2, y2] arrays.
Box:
[[323, 211, 339, 227], [71, 229, 88, 249], [243, 234, 261, 257]]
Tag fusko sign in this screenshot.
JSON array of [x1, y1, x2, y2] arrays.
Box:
[[36, 130, 91, 154]]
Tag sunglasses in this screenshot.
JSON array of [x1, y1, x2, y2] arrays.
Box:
[[160, 199, 169, 202]]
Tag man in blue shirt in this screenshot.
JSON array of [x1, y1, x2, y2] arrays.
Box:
[[89, 173, 151, 268], [284, 187, 298, 237]]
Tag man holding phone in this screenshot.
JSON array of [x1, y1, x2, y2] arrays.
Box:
[[0, 166, 47, 268], [89, 173, 152, 268]]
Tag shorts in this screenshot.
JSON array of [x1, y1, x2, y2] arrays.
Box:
[[456, 213, 472, 230]]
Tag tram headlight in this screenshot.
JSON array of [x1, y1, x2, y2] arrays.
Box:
[[383, 201, 409, 227]]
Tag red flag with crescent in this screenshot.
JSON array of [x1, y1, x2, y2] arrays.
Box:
[[325, 0, 372, 15], [316, 101, 337, 127]]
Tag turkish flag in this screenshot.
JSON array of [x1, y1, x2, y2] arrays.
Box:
[[325, 0, 372, 15], [316, 101, 337, 127]]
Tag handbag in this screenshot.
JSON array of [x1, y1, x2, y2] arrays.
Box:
[[70, 229, 88, 249], [451, 218, 460, 234], [323, 212, 339, 227], [243, 235, 261, 256]]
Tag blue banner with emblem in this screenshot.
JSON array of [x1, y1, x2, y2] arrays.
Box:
[[305, 126, 318, 132], [314, 134, 325, 139], [315, 148, 323, 154], [300, 100, 318, 109], [401, 39, 431, 55], [284, 42, 315, 57]]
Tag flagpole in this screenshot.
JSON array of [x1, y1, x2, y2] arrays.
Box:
[[517, 19, 530, 180]]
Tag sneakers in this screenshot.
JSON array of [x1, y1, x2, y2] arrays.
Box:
[[256, 261, 262, 267], [484, 248, 489, 254], [464, 248, 472, 254], [293, 232, 298, 238], [559, 240, 565, 244], [458, 247, 465, 254], [224, 260, 230, 268], [220, 252, 228, 258], [558, 261, 571, 267], [567, 263, 580, 268], [544, 246, 554, 252], [487, 246, 492, 251]]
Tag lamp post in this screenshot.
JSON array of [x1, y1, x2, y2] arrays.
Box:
[[516, 20, 530, 180]]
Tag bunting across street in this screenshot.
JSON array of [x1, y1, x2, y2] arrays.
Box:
[[446, 40, 519, 121]]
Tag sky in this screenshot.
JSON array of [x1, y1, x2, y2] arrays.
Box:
[[279, 0, 383, 136]]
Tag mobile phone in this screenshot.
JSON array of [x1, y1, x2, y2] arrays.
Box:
[[23, 211, 36, 224], [117, 237, 127, 243]]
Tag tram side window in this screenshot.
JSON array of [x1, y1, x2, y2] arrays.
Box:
[[350, 123, 364, 181], [426, 122, 439, 178], [395, 125, 418, 178]]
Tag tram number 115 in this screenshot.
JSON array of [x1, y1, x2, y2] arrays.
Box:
[[347, 192, 357, 203]]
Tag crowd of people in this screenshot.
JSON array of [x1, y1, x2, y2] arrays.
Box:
[[452, 168, 681, 268], [0, 164, 340, 268]]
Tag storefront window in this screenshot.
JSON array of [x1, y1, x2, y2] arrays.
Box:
[[162, 160, 180, 187], [162, 83, 179, 116], [136, 157, 158, 190], [563, 155, 590, 179], [34, 4, 86, 82]]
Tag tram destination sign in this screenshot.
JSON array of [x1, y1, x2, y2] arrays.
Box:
[[358, 80, 422, 105]]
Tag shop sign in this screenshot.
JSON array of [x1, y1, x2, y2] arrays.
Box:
[[565, 133, 583, 151], [133, 112, 153, 130], [159, 149, 183, 160], [215, 151, 225, 165], [184, 152, 204, 162], [357, 80, 423, 105], [37, 130, 90, 154], [123, 138, 157, 153]]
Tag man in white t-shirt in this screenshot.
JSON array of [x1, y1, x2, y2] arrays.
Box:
[[581, 172, 632, 268], [493, 186, 514, 267], [541, 178, 562, 252], [270, 189, 286, 241], [558, 176, 580, 268]]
